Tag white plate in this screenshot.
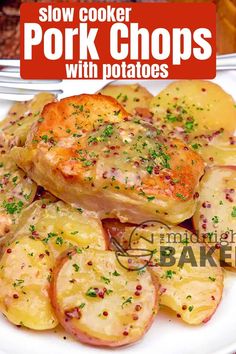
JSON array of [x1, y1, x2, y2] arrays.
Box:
[[0, 72, 236, 354]]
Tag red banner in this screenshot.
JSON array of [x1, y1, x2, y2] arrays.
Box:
[[20, 3, 216, 80]]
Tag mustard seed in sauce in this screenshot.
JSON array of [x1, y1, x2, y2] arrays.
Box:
[[135, 304, 142, 311]]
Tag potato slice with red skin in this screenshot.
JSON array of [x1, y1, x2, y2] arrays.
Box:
[[127, 223, 223, 325], [0, 236, 58, 329], [193, 166, 236, 267], [51, 248, 158, 347], [104, 220, 223, 325]]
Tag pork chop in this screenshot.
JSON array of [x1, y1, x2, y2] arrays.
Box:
[[12, 94, 204, 224]]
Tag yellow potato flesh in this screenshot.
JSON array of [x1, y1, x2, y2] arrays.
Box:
[[150, 80, 236, 138], [193, 166, 236, 267], [0, 93, 55, 147], [100, 84, 153, 114], [0, 152, 37, 238], [0, 236, 58, 329], [14, 200, 107, 258], [150, 80, 236, 166], [190, 133, 236, 166], [52, 249, 158, 347], [127, 224, 223, 325]]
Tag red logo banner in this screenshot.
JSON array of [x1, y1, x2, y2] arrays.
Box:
[[20, 3, 216, 80]]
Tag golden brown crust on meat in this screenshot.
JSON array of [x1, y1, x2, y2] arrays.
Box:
[[30, 94, 129, 144], [12, 94, 204, 224]]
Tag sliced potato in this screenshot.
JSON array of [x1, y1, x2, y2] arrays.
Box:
[[14, 200, 107, 258], [190, 133, 236, 166], [0, 152, 37, 238], [113, 222, 223, 325], [100, 84, 153, 114], [193, 166, 236, 267], [0, 93, 55, 147], [102, 219, 132, 251], [150, 80, 236, 139], [0, 236, 58, 329], [51, 248, 158, 347]]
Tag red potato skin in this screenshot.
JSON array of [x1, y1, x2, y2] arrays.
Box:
[[102, 218, 136, 250], [200, 278, 223, 324], [191, 165, 230, 323], [104, 219, 223, 325], [50, 248, 159, 348], [192, 164, 236, 242]]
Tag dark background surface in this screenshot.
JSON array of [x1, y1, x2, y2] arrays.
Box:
[[1, 0, 234, 58], [0, 0, 160, 59]]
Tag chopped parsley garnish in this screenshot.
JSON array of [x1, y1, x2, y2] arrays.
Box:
[[112, 270, 120, 276], [41, 135, 48, 143], [13, 279, 24, 287], [164, 270, 175, 279], [71, 231, 79, 235], [2, 200, 24, 215], [82, 160, 92, 167], [29, 225, 35, 233], [181, 238, 189, 246], [176, 193, 187, 200], [86, 287, 97, 297], [121, 296, 132, 308], [12, 176, 18, 185], [114, 110, 121, 116], [101, 276, 110, 284], [191, 143, 201, 150], [212, 216, 219, 224], [231, 207, 236, 218], [56, 237, 63, 245], [209, 276, 216, 282], [165, 114, 182, 123], [72, 264, 80, 272], [146, 166, 153, 174], [70, 103, 84, 112], [184, 120, 195, 133], [88, 136, 98, 144], [43, 232, 57, 244], [101, 124, 114, 138], [147, 196, 155, 202]]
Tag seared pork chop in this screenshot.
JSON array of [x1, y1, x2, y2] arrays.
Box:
[[12, 94, 204, 224]]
